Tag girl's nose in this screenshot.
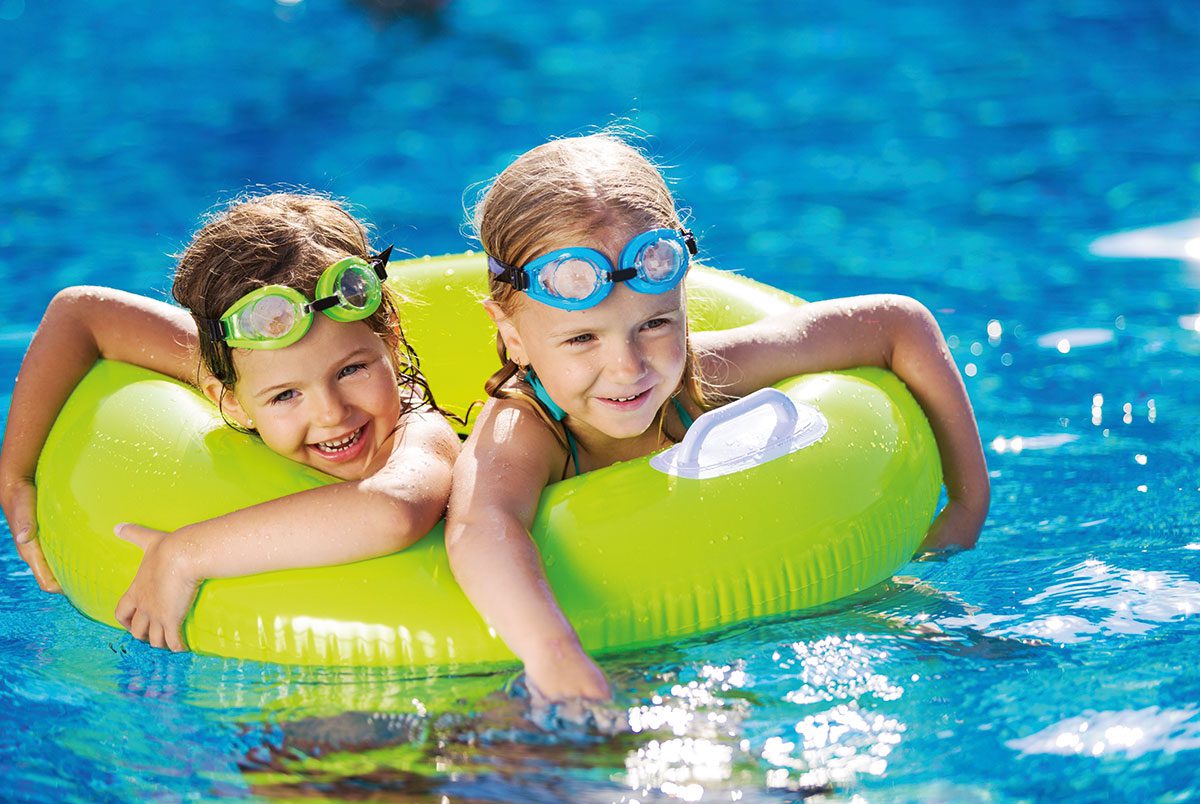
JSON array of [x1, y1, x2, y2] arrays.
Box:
[[312, 387, 351, 426], [607, 338, 648, 384]]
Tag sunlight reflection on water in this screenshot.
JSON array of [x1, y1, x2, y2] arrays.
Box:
[[1008, 706, 1200, 759], [944, 560, 1200, 645]]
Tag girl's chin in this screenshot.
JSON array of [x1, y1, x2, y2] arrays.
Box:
[[586, 411, 661, 441]]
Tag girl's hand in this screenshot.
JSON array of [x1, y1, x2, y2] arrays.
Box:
[[2, 479, 61, 593], [113, 523, 198, 652], [525, 638, 612, 703], [921, 493, 988, 552]]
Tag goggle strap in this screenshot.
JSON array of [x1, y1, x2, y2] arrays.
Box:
[[611, 267, 638, 283], [310, 296, 339, 313], [199, 317, 227, 343], [680, 228, 698, 256], [369, 246, 393, 280], [487, 255, 530, 292]]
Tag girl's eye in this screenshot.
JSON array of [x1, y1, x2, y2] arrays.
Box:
[[272, 389, 298, 404], [338, 362, 368, 378], [566, 333, 595, 345], [642, 317, 671, 331]]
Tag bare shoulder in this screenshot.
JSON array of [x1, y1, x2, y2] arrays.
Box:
[[390, 407, 462, 467], [449, 396, 566, 523]]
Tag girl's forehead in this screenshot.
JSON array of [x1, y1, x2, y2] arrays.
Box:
[[540, 221, 641, 256]]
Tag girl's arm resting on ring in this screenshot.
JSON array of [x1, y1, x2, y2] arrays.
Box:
[[444, 399, 611, 701], [115, 410, 459, 651], [149, 410, 457, 581], [695, 294, 989, 549], [0, 287, 200, 590]]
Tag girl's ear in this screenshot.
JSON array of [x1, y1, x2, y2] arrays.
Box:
[[201, 376, 253, 429], [484, 300, 529, 366]]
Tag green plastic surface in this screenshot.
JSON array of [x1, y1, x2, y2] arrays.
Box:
[[35, 254, 942, 668]]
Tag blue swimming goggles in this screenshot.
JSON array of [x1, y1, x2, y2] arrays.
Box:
[[200, 247, 392, 350], [487, 228, 697, 311]]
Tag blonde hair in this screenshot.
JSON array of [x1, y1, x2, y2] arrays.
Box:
[[470, 132, 711, 431], [173, 191, 438, 420]]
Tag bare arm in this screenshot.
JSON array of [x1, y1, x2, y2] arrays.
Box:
[[444, 398, 611, 701], [115, 409, 459, 650], [696, 294, 990, 550], [0, 287, 200, 591]]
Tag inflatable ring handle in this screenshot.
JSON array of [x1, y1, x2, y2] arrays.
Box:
[[677, 387, 800, 466]]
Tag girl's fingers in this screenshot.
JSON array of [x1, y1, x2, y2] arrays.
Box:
[[148, 623, 166, 650], [18, 540, 61, 593], [7, 482, 37, 544], [112, 523, 158, 551], [128, 610, 150, 642], [166, 626, 187, 653], [5, 483, 59, 591], [114, 591, 136, 628]]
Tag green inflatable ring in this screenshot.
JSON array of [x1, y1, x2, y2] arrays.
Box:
[[35, 253, 942, 669]]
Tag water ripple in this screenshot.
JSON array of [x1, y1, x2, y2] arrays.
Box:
[[1008, 706, 1200, 759], [1011, 559, 1200, 643]]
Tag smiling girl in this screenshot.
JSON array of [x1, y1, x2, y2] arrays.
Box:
[[0, 192, 459, 651], [445, 133, 990, 702]]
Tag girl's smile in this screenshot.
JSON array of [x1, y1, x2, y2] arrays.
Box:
[[220, 315, 403, 481], [307, 422, 370, 464], [496, 277, 688, 451], [594, 387, 654, 411]]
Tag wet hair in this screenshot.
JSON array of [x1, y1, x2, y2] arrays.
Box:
[[470, 132, 712, 429], [172, 191, 437, 423]]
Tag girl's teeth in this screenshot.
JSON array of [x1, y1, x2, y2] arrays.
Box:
[[316, 428, 361, 451]]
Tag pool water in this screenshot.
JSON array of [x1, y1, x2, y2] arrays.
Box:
[[3, 0, 1200, 800]]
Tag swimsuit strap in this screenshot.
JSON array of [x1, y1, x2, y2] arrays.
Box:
[[522, 369, 577, 478], [671, 396, 694, 430], [563, 428, 581, 480], [525, 370, 566, 421]]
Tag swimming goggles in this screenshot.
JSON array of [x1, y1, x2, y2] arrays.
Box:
[[487, 228, 697, 311], [200, 247, 392, 350]]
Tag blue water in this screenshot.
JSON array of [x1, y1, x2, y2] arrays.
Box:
[[3, 0, 1200, 800]]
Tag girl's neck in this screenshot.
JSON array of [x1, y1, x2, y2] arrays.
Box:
[[565, 403, 683, 474]]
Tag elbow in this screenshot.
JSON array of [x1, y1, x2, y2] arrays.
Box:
[[884, 295, 937, 334], [878, 295, 943, 365], [49, 286, 107, 316], [45, 286, 108, 350], [384, 494, 446, 552], [46, 286, 88, 324]]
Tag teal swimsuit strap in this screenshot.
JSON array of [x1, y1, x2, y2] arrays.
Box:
[[671, 396, 694, 429]]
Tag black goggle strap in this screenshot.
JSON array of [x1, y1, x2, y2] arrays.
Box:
[[679, 228, 698, 256], [487, 255, 530, 292], [368, 245, 393, 280], [309, 296, 339, 313], [199, 316, 229, 343]]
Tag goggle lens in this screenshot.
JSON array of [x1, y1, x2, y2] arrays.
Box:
[[238, 294, 300, 340], [337, 264, 374, 309], [635, 237, 685, 281], [539, 256, 604, 301]]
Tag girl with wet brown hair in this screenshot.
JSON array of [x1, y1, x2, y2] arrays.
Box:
[[0, 191, 459, 652]]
